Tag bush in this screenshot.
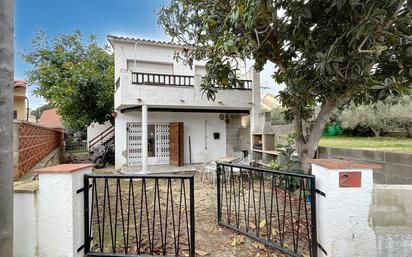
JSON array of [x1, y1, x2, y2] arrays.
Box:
[[322, 122, 343, 136]]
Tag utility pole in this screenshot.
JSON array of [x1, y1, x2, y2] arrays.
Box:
[[0, 0, 15, 256]]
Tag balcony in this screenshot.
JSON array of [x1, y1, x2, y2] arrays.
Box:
[[115, 70, 254, 111], [132, 72, 194, 87], [132, 72, 252, 90]]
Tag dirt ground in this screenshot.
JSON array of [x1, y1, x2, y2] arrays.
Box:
[[90, 166, 289, 257], [192, 175, 287, 257]]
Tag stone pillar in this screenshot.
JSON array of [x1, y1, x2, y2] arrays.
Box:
[[310, 159, 381, 257], [36, 164, 94, 257], [141, 104, 148, 173]]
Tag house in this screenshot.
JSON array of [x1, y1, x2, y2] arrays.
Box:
[[106, 35, 261, 171], [14, 80, 29, 120], [261, 93, 281, 111], [38, 108, 64, 128]]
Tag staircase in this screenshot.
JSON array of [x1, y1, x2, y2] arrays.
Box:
[[88, 125, 114, 152]]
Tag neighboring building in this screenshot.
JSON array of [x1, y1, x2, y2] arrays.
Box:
[[14, 80, 28, 120], [261, 93, 281, 111], [107, 35, 261, 171], [38, 108, 64, 128]]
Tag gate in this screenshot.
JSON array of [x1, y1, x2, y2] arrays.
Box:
[[83, 174, 195, 257], [216, 162, 317, 257]]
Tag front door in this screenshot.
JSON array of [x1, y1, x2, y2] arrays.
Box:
[[169, 122, 184, 166], [127, 122, 170, 166]]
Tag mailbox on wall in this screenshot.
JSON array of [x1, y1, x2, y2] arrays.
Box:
[[339, 171, 362, 187]]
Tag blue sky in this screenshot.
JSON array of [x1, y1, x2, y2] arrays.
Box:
[[15, 0, 280, 109]]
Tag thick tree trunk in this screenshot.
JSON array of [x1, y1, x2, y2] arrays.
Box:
[[294, 100, 338, 173], [0, 0, 15, 256]]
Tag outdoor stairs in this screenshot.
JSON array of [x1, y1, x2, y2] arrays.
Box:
[[88, 125, 114, 152]]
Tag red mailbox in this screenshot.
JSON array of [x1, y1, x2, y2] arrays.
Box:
[[339, 171, 362, 187]]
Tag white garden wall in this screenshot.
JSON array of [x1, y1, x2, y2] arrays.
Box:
[[115, 111, 227, 169]]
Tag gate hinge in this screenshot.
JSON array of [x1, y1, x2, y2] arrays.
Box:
[[76, 184, 92, 194], [315, 188, 326, 197]]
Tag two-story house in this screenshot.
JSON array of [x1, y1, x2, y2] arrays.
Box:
[[108, 35, 261, 172], [14, 80, 28, 121]]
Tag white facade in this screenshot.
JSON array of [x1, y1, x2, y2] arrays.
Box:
[[109, 35, 260, 170]]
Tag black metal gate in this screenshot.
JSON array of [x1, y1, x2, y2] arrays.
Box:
[[83, 174, 195, 257], [216, 162, 317, 257]]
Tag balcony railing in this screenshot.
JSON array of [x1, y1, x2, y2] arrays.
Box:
[[212, 80, 252, 90], [132, 72, 194, 87]]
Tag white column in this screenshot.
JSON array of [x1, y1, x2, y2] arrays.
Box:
[[250, 68, 261, 133], [36, 164, 93, 257], [311, 159, 380, 257], [142, 104, 148, 173]]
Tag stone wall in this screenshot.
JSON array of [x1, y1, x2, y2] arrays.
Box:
[[225, 114, 250, 157], [317, 146, 412, 184], [13, 121, 64, 178], [372, 184, 412, 256]]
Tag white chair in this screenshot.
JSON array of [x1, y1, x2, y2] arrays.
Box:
[[201, 161, 217, 185]]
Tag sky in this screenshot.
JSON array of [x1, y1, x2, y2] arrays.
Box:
[[15, 0, 282, 110]]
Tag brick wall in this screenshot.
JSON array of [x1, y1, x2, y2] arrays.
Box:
[[14, 121, 64, 178]]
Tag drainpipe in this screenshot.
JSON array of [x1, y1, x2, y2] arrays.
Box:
[[25, 96, 29, 121], [142, 104, 148, 173]]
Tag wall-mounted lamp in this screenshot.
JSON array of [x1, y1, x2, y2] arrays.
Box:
[[137, 98, 142, 102]]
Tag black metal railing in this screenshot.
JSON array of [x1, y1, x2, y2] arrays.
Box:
[[216, 162, 317, 257], [84, 174, 195, 257], [213, 80, 252, 90], [132, 72, 194, 87]]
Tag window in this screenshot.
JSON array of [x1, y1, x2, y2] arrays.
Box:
[[13, 110, 17, 119]]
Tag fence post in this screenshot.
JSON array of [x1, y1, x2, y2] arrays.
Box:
[[216, 163, 221, 223], [189, 176, 195, 257], [310, 159, 381, 257], [36, 163, 94, 257]]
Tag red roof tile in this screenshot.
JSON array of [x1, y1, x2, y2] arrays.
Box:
[[14, 80, 28, 88], [38, 108, 64, 128]]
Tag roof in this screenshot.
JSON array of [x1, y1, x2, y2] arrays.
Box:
[[38, 108, 64, 128], [14, 80, 28, 88], [107, 35, 185, 48], [261, 93, 281, 109]]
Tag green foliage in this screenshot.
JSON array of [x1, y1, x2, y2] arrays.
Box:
[[270, 134, 304, 191], [22, 30, 114, 129], [159, 0, 411, 111], [322, 122, 344, 136], [30, 104, 53, 120], [339, 95, 412, 137], [270, 108, 288, 125]]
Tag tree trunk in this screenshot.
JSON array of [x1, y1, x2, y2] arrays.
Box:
[[0, 0, 15, 256], [294, 99, 338, 173], [371, 128, 381, 137]]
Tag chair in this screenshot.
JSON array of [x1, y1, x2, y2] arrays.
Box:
[[201, 161, 217, 185]]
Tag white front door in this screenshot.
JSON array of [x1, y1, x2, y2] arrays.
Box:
[[127, 122, 170, 166]]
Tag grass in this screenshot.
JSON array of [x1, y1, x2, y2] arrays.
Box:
[[319, 135, 412, 153]]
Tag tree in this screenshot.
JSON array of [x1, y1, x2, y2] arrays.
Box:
[[22, 30, 114, 129], [159, 0, 412, 170], [340, 95, 412, 137], [0, 0, 14, 256], [30, 104, 53, 120]]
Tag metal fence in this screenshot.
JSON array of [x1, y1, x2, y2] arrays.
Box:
[[84, 174, 195, 257], [65, 143, 87, 154], [216, 162, 317, 257]]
